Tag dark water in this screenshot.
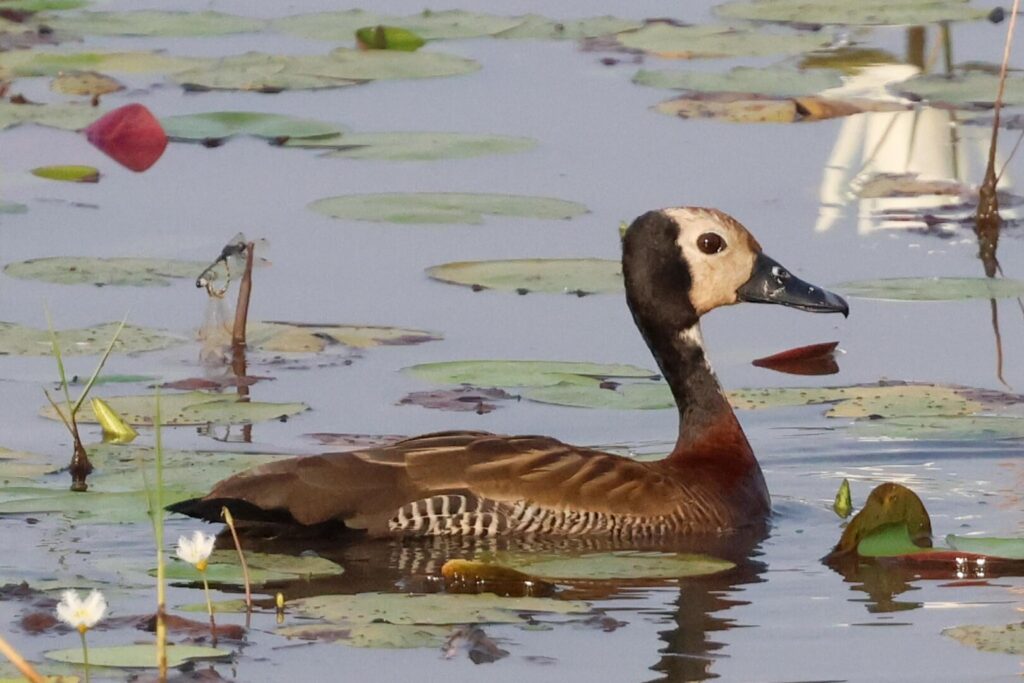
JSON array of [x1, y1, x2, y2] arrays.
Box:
[[0, 1, 1023, 681]]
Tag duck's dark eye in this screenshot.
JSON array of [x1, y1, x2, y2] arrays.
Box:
[[697, 232, 725, 254]]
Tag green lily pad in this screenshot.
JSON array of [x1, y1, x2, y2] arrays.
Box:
[[0, 447, 55, 481], [427, 258, 621, 295], [615, 23, 833, 58], [246, 322, 440, 352], [273, 9, 522, 41], [484, 551, 735, 580], [0, 321, 182, 356], [45, 644, 230, 668], [633, 65, 844, 97], [84, 443, 281, 491], [31, 165, 99, 183], [729, 384, 989, 418], [2, 0, 85, 9], [173, 48, 479, 92], [163, 550, 343, 585], [310, 192, 587, 224], [895, 72, 1024, 108], [799, 48, 901, 74], [291, 592, 589, 626], [356, 25, 425, 51], [524, 381, 674, 410], [4, 257, 207, 287], [830, 483, 933, 558], [40, 391, 308, 426], [161, 112, 342, 143], [857, 523, 930, 557], [0, 487, 194, 522], [0, 50, 200, 77], [178, 599, 251, 613], [0, 102, 102, 132], [0, 201, 28, 214], [850, 415, 1024, 440], [47, 10, 266, 36], [278, 623, 451, 649], [495, 15, 643, 40], [284, 132, 536, 160], [946, 535, 1024, 559], [837, 277, 1024, 301], [944, 623, 1024, 655], [715, 0, 993, 27], [404, 360, 658, 388]]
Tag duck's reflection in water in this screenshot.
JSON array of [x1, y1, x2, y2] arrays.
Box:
[[227, 526, 768, 681]]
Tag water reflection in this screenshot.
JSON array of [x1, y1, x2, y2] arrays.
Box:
[[232, 529, 767, 680]]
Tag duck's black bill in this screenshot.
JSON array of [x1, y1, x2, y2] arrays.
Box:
[[737, 253, 849, 317]]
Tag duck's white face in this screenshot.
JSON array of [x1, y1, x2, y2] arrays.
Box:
[[664, 207, 763, 316]]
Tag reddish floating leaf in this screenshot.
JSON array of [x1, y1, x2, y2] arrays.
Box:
[[752, 341, 840, 376], [85, 103, 167, 172]]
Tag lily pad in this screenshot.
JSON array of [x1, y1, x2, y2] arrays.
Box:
[[894, 72, 1024, 108], [246, 322, 440, 352], [31, 165, 99, 183], [944, 623, 1024, 655], [828, 483, 932, 558], [40, 391, 308, 426], [856, 523, 930, 557], [161, 111, 342, 143], [356, 25, 425, 51], [284, 132, 536, 161], [837, 277, 1024, 301], [524, 381, 674, 410], [0, 50, 200, 77], [45, 644, 230, 668], [0, 447, 55, 481], [163, 550, 343, 585], [279, 623, 451, 649], [309, 192, 587, 224], [0, 201, 28, 214], [653, 93, 894, 123], [47, 11, 266, 36], [404, 360, 658, 388], [615, 23, 833, 59], [799, 48, 901, 74], [50, 70, 124, 97], [291, 592, 589, 626], [273, 9, 522, 41], [495, 15, 643, 40], [427, 258, 622, 295], [484, 551, 735, 580], [715, 0, 994, 27], [850, 415, 1024, 440], [633, 65, 845, 97], [4, 257, 207, 287], [0, 487, 194, 522], [0, 321, 182, 356], [729, 383, 990, 418], [946, 535, 1024, 559]]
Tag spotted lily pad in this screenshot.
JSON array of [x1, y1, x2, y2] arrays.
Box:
[[615, 23, 833, 59], [524, 381, 674, 410], [291, 592, 589, 626], [0, 447, 55, 481], [50, 70, 124, 97], [945, 535, 1024, 559], [837, 277, 1024, 301], [633, 65, 845, 97], [39, 391, 308, 426], [273, 9, 522, 41], [4, 257, 207, 286], [161, 111, 342, 143], [654, 92, 897, 123], [31, 165, 99, 183], [310, 192, 587, 224], [284, 132, 536, 160], [715, 0, 994, 26], [247, 322, 440, 352], [483, 551, 735, 580], [944, 623, 1024, 655], [405, 360, 658, 388], [427, 258, 621, 295], [45, 644, 230, 668], [850, 415, 1024, 440], [495, 15, 643, 40], [0, 322, 182, 356], [279, 623, 451, 649], [163, 550, 343, 585], [46, 10, 266, 36], [894, 72, 1024, 108], [0, 50, 200, 77]]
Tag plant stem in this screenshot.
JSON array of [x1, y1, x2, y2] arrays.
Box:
[[0, 633, 45, 683], [80, 629, 90, 683], [231, 242, 255, 348], [154, 390, 167, 681], [221, 506, 253, 622], [201, 572, 218, 648]]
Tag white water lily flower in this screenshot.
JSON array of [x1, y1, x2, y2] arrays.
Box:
[[56, 589, 107, 633], [176, 530, 216, 571]]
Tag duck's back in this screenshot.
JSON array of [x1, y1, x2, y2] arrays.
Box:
[[169, 430, 765, 538]]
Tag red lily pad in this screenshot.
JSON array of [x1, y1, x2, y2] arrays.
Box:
[[752, 341, 839, 375], [85, 103, 167, 172]]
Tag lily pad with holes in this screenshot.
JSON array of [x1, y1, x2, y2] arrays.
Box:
[[837, 277, 1024, 301], [39, 391, 308, 426], [4, 257, 207, 287], [729, 383, 995, 418], [273, 9, 522, 41], [427, 258, 622, 294], [31, 165, 99, 183], [633, 66, 845, 97], [495, 15, 643, 40], [0, 50, 200, 77], [278, 623, 451, 649], [291, 592, 590, 626], [0, 322, 182, 356], [162, 550, 343, 585], [944, 623, 1024, 655], [715, 0, 993, 26], [483, 551, 735, 580], [404, 360, 658, 388], [161, 112, 342, 143], [50, 70, 124, 97], [615, 23, 833, 59], [894, 72, 1024, 107], [284, 132, 536, 160], [47, 10, 266, 36], [246, 322, 440, 352], [45, 644, 230, 668], [310, 192, 587, 224], [946, 535, 1024, 559]]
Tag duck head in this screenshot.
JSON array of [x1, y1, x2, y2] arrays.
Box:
[[622, 207, 848, 326]]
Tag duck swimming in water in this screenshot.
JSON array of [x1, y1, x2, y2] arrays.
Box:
[[170, 208, 848, 538]]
